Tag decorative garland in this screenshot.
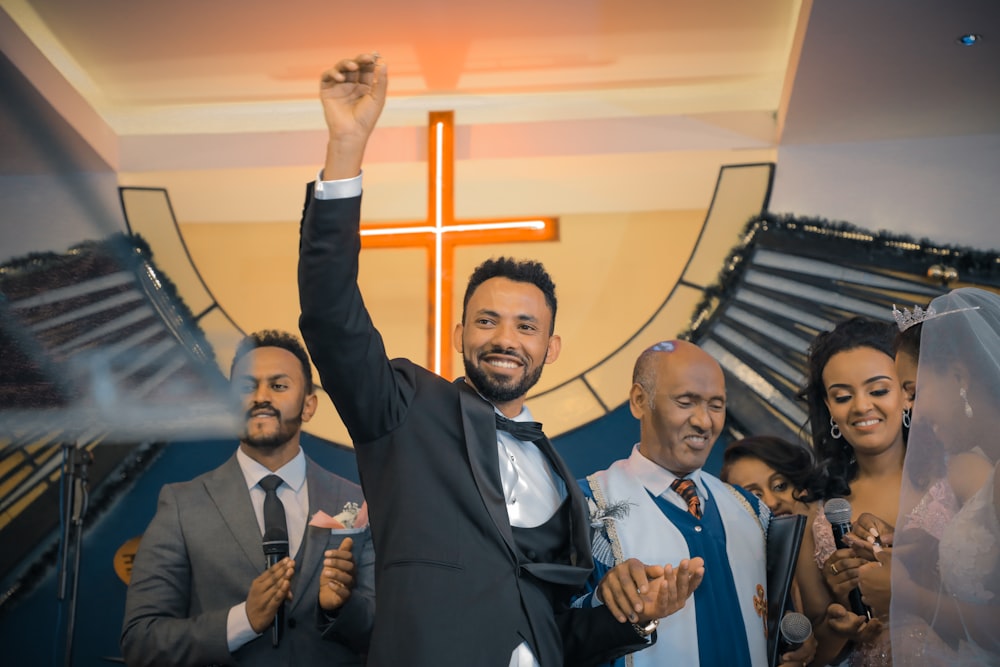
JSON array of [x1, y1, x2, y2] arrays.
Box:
[[682, 213, 1000, 341]]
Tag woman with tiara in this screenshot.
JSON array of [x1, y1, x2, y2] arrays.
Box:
[[797, 316, 958, 666], [867, 288, 1000, 664]]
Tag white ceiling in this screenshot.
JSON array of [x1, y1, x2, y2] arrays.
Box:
[[1, 0, 998, 173]]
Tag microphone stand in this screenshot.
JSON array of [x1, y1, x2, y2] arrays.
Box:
[[56, 442, 91, 667]]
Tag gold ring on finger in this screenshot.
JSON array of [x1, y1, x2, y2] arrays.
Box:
[[831, 564, 839, 575]]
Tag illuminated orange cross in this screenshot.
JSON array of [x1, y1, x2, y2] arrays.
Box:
[[360, 111, 559, 379]]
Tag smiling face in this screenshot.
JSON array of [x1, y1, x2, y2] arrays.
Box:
[[823, 346, 910, 457], [724, 456, 810, 516], [232, 346, 317, 458], [454, 276, 561, 415], [631, 341, 726, 476]]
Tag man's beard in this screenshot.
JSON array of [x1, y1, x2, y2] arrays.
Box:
[[241, 403, 303, 451], [463, 347, 545, 405]]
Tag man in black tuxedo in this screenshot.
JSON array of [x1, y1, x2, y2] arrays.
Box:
[[297, 54, 701, 667]]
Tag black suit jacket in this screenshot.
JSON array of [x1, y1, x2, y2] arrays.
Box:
[[298, 188, 648, 667]]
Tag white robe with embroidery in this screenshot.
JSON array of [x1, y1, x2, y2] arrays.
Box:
[[579, 449, 769, 667]]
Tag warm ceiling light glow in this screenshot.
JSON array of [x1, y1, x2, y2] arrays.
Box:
[[956, 33, 982, 47]]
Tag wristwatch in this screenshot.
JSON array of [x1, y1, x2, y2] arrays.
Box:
[[632, 618, 658, 638]]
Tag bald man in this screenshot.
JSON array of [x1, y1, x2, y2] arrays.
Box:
[[575, 340, 770, 667]]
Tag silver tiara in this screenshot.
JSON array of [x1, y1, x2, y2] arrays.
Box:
[[892, 303, 981, 332]]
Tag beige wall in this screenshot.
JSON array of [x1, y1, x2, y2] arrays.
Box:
[[119, 145, 776, 442], [179, 207, 706, 387]]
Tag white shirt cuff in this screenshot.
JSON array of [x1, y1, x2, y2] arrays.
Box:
[[314, 169, 362, 200], [226, 602, 259, 652]]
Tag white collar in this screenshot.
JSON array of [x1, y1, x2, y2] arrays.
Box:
[[494, 404, 536, 423], [236, 447, 307, 492], [625, 444, 705, 498]]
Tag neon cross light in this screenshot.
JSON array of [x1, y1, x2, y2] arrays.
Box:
[[359, 111, 558, 379]]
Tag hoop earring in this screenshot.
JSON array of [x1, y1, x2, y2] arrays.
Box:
[[830, 417, 842, 439], [902, 408, 911, 429], [960, 387, 974, 419]]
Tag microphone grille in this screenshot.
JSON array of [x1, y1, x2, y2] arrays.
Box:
[[824, 497, 852, 525], [780, 612, 813, 644]]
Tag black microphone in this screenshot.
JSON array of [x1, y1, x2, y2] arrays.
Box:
[[824, 497, 872, 620], [262, 527, 289, 647], [778, 612, 813, 656]]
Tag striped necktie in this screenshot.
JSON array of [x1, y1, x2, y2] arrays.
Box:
[[671, 477, 702, 519]]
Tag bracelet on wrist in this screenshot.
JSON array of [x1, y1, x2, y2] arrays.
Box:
[[632, 618, 658, 638]]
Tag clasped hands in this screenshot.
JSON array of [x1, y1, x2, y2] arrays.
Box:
[[244, 537, 358, 634], [597, 557, 705, 625]]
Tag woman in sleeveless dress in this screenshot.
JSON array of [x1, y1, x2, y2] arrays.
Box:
[[797, 317, 957, 666]]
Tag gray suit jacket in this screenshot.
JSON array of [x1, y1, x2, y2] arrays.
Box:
[[121, 452, 374, 666]]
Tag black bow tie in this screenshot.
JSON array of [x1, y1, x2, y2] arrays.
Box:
[[495, 414, 546, 443]]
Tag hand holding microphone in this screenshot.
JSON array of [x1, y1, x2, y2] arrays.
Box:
[[245, 542, 294, 642], [777, 612, 815, 667], [824, 498, 872, 620], [262, 526, 290, 647]]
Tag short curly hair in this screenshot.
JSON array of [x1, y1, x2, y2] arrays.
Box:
[[461, 257, 557, 333], [229, 329, 314, 393]]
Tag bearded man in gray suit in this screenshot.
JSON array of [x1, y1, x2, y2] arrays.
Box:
[[121, 330, 374, 666]]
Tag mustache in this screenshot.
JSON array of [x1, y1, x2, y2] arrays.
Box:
[[246, 402, 280, 420], [477, 345, 528, 366], [245, 402, 306, 426]]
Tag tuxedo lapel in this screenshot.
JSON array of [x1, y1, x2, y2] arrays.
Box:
[[456, 382, 518, 558], [203, 455, 263, 571], [455, 379, 593, 573]]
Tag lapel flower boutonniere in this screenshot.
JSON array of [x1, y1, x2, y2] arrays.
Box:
[[587, 497, 633, 567], [309, 501, 369, 532], [587, 497, 633, 529]]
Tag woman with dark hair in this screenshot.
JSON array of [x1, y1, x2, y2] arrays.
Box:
[[798, 316, 957, 666], [800, 317, 909, 503], [721, 436, 848, 666], [721, 435, 821, 518]]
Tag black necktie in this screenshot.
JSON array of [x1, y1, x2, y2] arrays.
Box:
[[495, 414, 545, 443], [259, 474, 289, 549], [259, 474, 287, 647]]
